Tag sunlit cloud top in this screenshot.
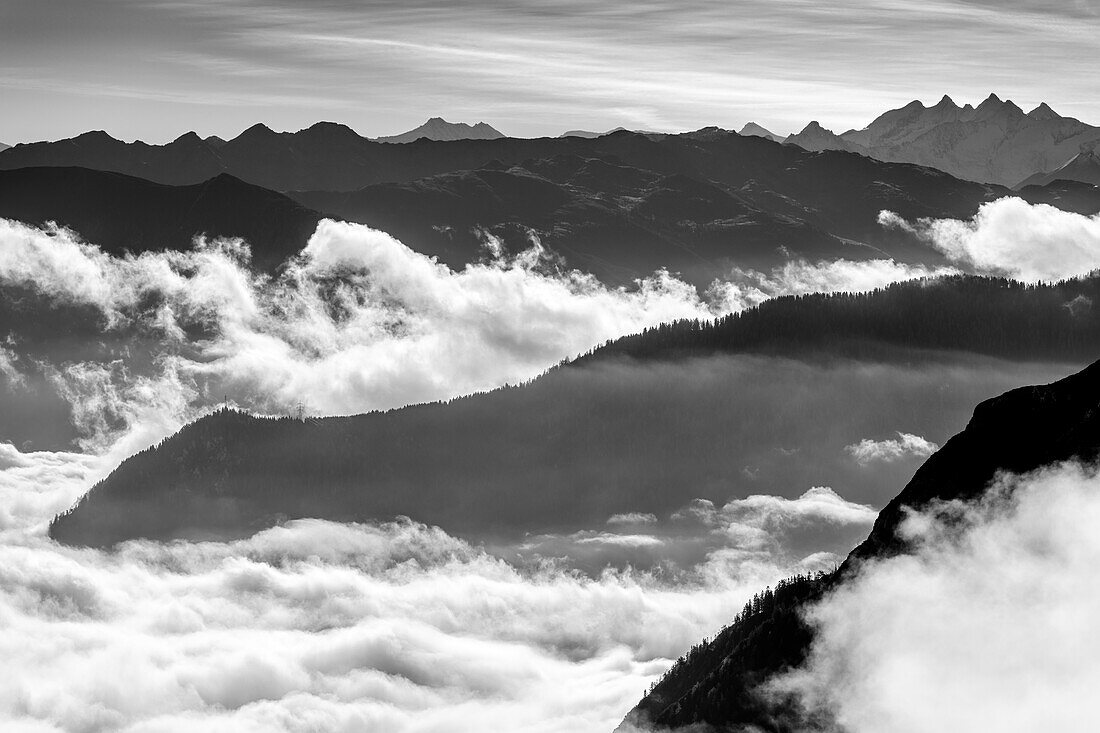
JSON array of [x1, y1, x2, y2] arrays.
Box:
[[0, 0, 1097, 144]]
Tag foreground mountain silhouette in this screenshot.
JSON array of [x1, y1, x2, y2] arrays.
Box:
[[48, 275, 1100, 547], [375, 117, 505, 143], [618, 357, 1100, 731], [785, 94, 1100, 187], [0, 167, 322, 269]]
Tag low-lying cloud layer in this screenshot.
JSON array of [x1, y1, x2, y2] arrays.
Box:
[[880, 197, 1100, 282], [777, 461, 1100, 732], [0, 487, 877, 732], [0, 217, 950, 427]]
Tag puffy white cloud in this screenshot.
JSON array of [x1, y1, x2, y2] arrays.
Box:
[[0, 217, 961, 426], [775, 461, 1100, 732], [845, 432, 939, 465], [879, 198, 1100, 282]]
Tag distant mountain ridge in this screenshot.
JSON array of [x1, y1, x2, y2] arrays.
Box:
[[0, 142, 9, 152], [559, 127, 629, 138], [785, 121, 863, 154], [781, 94, 1100, 186], [375, 117, 504, 143], [737, 122, 783, 142], [1017, 141, 1100, 188]]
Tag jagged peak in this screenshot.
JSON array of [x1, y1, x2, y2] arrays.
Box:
[[172, 131, 203, 144], [977, 92, 1003, 108], [933, 94, 958, 109], [1028, 102, 1059, 121], [235, 122, 277, 140]]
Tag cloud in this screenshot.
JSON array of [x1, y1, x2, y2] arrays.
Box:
[[879, 198, 1100, 282], [0, 513, 855, 733], [774, 461, 1100, 732], [607, 513, 658, 526], [0, 344, 24, 388], [0, 218, 955, 468], [845, 432, 939, 465]]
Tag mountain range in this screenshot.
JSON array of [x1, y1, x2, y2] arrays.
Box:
[[5, 128, 1075, 287], [618, 357, 1100, 731], [375, 117, 504, 143], [786, 94, 1100, 187], [47, 274, 1100, 547]]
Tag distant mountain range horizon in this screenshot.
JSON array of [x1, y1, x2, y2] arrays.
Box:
[[4, 94, 1098, 188]]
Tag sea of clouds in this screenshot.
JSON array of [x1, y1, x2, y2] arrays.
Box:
[[3, 197, 1099, 731]]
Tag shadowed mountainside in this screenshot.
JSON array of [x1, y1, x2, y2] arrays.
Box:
[[4, 129, 1098, 286], [0, 167, 322, 270], [48, 275, 1100, 547], [618, 358, 1100, 732]]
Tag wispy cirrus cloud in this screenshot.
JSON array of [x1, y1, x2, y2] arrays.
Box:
[[1, 0, 1097, 143]]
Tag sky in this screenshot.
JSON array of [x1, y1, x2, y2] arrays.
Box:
[[0, 0, 1098, 144]]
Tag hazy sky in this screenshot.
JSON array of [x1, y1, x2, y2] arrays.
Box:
[[1, 0, 1097, 144]]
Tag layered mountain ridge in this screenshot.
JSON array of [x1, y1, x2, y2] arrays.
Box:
[[14, 128, 1094, 287]]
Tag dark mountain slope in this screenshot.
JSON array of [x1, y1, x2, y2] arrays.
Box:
[[7, 127, 1098, 286], [48, 275, 1100, 547], [0, 167, 322, 270], [287, 134, 1062, 284], [290, 162, 844, 284], [619, 359, 1100, 732]]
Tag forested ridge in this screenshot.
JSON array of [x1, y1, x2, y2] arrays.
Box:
[[49, 273, 1100, 547], [584, 274, 1100, 364], [621, 572, 833, 732]]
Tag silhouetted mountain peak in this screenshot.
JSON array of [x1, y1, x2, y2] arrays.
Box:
[[738, 122, 782, 141], [172, 131, 204, 145], [301, 121, 363, 143], [376, 117, 505, 143], [234, 123, 278, 142], [934, 94, 958, 109], [1028, 102, 1059, 121], [74, 130, 119, 143]]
